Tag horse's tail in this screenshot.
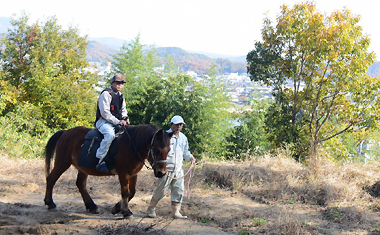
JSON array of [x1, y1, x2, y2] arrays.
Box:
[[45, 130, 66, 178]]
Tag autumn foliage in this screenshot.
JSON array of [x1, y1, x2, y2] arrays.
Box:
[[247, 2, 380, 161]]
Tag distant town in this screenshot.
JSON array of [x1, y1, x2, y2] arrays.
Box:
[[88, 62, 274, 107]]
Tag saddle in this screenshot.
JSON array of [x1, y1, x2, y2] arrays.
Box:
[[78, 128, 123, 170]]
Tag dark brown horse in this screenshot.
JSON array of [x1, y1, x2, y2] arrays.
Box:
[[44, 124, 173, 218]]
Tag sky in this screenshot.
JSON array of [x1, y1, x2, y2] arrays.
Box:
[[1, 0, 380, 57]]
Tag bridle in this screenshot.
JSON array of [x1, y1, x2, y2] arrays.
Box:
[[124, 127, 167, 170], [147, 130, 167, 170]]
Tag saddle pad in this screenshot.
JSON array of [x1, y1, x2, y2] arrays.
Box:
[[84, 128, 104, 141], [78, 129, 122, 170]]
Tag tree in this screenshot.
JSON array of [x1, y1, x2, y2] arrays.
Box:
[[0, 13, 99, 133], [182, 65, 232, 157], [111, 34, 161, 116], [246, 2, 380, 161], [112, 38, 232, 157], [226, 98, 271, 159], [112, 34, 159, 82]]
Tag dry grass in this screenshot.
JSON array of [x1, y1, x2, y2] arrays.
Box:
[[266, 211, 309, 235], [94, 223, 173, 235], [189, 151, 380, 234], [2, 151, 380, 234], [197, 153, 380, 206]]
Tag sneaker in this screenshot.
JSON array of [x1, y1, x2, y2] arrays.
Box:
[[96, 161, 109, 172]]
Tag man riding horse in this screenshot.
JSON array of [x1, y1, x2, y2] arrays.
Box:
[[44, 73, 173, 218], [95, 74, 130, 172]]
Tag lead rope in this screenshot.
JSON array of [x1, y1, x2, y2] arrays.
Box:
[[167, 161, 196, 199]]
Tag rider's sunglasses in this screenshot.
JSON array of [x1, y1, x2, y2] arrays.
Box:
[[115, 81, 125, 85]]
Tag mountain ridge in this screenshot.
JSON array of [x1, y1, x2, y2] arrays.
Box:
[[86, 40, 247, 74], [0, 17, 379, 76]]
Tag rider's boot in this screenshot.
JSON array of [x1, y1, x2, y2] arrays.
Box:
[[96, 160, 109, 172]]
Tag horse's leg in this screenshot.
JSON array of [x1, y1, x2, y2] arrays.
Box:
[[111, 200, 122, 215], [44, 161, 71, 210], [118, 175, 133, 218], [76, 171, 99, 214], [128, 175, 137, 201], [112, 175, 137, 215]]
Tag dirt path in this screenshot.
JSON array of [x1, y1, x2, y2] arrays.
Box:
[[0, 156, 251, 234], [1, 155, 379, 234]]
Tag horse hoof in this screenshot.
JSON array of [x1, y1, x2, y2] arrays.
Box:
[[89, 208, 99, 214], [122, 210, 133, 219], [112, 203, 121, 215], [112, 207, 120, 215], [124, 215, 134, 220], [48, 207, 58, 212], [85, 203, 98, 214]]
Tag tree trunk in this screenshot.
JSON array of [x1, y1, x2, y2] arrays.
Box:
[[307, 136, 320, 174]]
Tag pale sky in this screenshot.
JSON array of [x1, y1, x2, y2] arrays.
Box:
[[1, 0, 379, 57]]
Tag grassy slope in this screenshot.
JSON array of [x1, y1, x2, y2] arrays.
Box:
[[1, 151, 380, 234]]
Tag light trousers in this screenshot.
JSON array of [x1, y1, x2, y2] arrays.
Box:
[[95, 119, 116, 160], [152, 170, 185, 203]]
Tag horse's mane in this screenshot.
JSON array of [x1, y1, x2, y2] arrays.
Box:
[[123, 124, 159, 150]]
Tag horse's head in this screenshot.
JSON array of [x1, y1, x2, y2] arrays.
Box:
[[148, 129, 174, 178]]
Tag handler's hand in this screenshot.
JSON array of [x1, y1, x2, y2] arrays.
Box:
[[190, 157, 196, 163]]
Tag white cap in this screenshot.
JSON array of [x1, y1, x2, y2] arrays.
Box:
[[171, 115, 185, 124]]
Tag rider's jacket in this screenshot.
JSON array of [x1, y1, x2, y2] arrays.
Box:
[[95, 87, 126, 124]]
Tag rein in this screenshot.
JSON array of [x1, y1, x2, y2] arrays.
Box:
[[124, 126, 159, 170], [167, 161, 196, 199]]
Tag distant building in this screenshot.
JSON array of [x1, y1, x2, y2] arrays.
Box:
[[106, 62, 111, 73]]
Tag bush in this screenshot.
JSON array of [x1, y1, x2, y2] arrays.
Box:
[[226, 99, 271, 159], [0, 110, 55, 159]]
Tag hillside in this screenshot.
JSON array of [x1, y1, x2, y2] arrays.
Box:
[[185, 50, 246, 63], [87, 37, 127, 50], [0, 14, 378, 76], [86, 41, 247, 74], [2, 154, 380, 234], [86, 39, 380, 76], [86, 41, 117, 63], [156, 47, 247, 74]]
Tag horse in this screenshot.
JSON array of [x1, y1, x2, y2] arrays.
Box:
[[43, 124, 173, 218]]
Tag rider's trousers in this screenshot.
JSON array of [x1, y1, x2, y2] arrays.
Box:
[[95, 119, 116, 161]]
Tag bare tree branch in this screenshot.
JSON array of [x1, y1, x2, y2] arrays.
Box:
[[318, 122, 356, 143]]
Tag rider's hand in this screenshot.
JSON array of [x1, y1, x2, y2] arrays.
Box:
[[190, 157, 196, 163], [119, 120, 127, 126]]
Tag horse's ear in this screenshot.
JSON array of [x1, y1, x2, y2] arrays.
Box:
[[167, 130, 174, 138], [155, 129, 164, 138], [156, 129, 174, 139]]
